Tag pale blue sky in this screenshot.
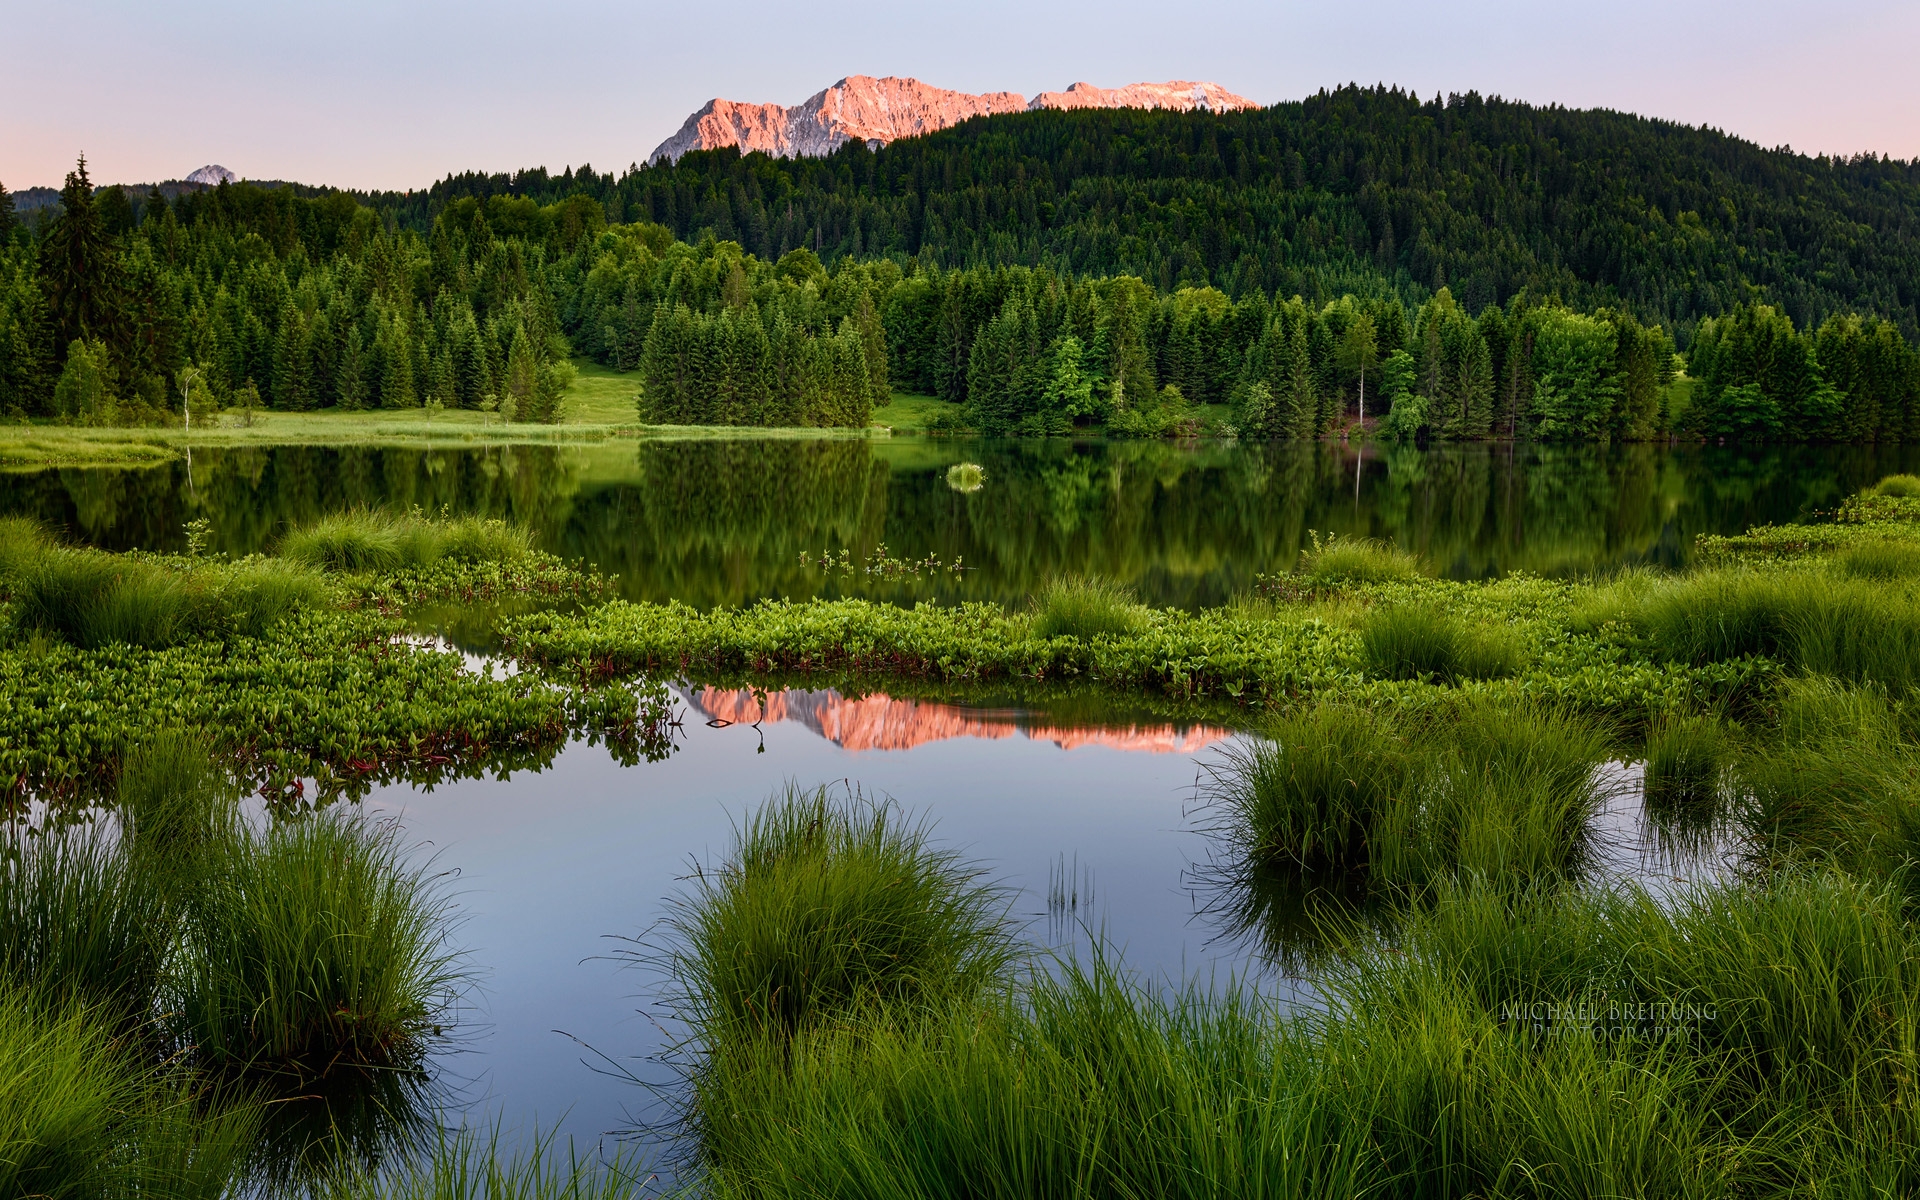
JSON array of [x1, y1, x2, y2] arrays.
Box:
[[3, 0, 1915, 192]]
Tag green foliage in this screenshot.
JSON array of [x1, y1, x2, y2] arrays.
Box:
[[319, 1127, 647, 1200], [10, 548, 325, 649], [0, 822, 170, 1019], [1360, 603, 1524, 683], [175, 806, 459, 1082], [1642, 711, 1734, 824], [663, 785, 1014, 1048], [1834, 537, 1920, 579], [279, 510, 533, 573], [1031, 576, 1148, 640], [1875, 473, 1920, 497], [1295, 532, 1421, 586]]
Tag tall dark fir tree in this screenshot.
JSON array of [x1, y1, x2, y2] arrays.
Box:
[[38, 156, 127, 361]]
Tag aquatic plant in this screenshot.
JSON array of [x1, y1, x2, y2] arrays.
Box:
[[1200, 703, 1409, 871], [945, 462, 986, 493], [1872, 473, 1920, 497], [1360, 603, 1523, 683], [1642, 711, 1735, 824], [9, 548, 325, 649], [318, 1126, 648, 1200], [1031, 576, 1148, 641], [1296, 531, 1420, 586], [175, 808, 460, 1083], [1835, 537, 1920, 579], [0, 822, 170, 1020], [280, 509, 532, 573], [0, 515, 50, 587], [664, 784, 1015, 1048]]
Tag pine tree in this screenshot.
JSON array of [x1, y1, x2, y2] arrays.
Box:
[[504, 323, 538, 422], [0, 182, 17, 244], [337, 326, 366, 410], [852, 286, 889, 406], [39, 157, 128, 361]]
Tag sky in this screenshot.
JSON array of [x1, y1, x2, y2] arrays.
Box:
[[3, 0, 1916, 193]]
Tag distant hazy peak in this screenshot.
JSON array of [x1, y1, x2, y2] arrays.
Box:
[[185, 165, 235, 186], [649, 75, 1254, 164]]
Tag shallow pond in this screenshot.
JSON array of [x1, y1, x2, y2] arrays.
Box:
[[6, 436, 1917, 607], [352, 678, 1731, 1168]]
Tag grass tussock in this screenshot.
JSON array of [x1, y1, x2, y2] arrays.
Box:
[[1360, 603, 1525, 682], [944, 462, 986, 493], [317, 1126, 647, 1200], [1202, 698, 1608, 896], [9, 547, 325, 649], [666, 785, 1015, 1050], [692, 871, 1920, 1200], [1642, 711, 1736, 825], [1834, 537, 1920, 579], [177, 807, 459, 1082], [1638, 568, 1920, 693], [280, 509, 532, 573], [0, 822, 170, 1021], [1871, 473, 1920, 497], [1031, 576, 1149, 640], [1296, 533, 1421, 586]]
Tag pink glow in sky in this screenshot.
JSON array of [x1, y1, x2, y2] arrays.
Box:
[[3, 0, 1915, 192]]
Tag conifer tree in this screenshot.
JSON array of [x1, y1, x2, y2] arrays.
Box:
[[39, 157, 128, 362]]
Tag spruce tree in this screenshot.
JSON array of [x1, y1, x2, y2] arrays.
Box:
[[39, 156, 127, 360], [0, 182, 17, 244]]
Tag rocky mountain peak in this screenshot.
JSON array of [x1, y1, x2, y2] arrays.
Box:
[[649, 76, 1255, 164], [184, 165, 236, 186]]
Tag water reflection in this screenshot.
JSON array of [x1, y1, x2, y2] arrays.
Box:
[[683, 686, 1230, 755], [5, 436, 1914, 608]]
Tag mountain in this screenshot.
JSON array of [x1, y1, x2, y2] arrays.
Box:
[[184, 165, 236, 186], [647, 74, 1253, 163]]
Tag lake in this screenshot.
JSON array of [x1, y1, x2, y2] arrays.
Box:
[[4, 436, 1914, 608]]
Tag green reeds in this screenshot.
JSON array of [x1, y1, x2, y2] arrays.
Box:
[[0, 822, 170, 1020], [9, 548, 323, 648], [1203, 699, 1607, 897], [1360, 603, 1524, 682], [1640, 568, 1920, 692], [1296, 533, 1421, 586], [175, 808, 459, 1082], [0, 514, 50, 588], [1834, 537, 1920, 579], [1642, 711, 1735, 825], [665, 785, 1015, 1048], [280, 510, 532, 573], [320, 1127, 648, 1200], [1031, 576, 1148, 640]]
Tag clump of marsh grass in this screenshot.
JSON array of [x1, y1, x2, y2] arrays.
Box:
[[1871, 473, 1920, 497], [317, 1125, 649, 1200], [1642, 711, 1736, 827], [280, 509, 532, 573], [1031, 576, 1149, 640], [1296, 532, 1420, 586], [1834, 537, 1920, 580], [0, 514, 51, 588], [1359, 603, 1524, 682], [9, 548, 324, 649], [0, 822, 170, 1022], [175, 808, 460, 1084], [664, 784, 1015, 1049], [1638, 568, 1920, 693], [1202, 698, 1607, 899], [945, 462, 986, 493]]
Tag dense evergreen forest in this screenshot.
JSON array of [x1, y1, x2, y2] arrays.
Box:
[[2, 84, 1918, 441]]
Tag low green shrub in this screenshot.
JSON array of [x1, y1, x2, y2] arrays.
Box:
[[665, 785, 1015, 1049], [1872, 473, 1920, 498], [176, 808, 460, 1083], [1031, 576, 1148, 640], [1360, 603, 1523, 683]]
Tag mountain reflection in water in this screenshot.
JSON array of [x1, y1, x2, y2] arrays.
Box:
[[684, 685, 1231, 754]]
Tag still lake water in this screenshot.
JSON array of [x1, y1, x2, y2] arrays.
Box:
[[5, 436, 1918, 606], [0, 435, 1854, 1165]]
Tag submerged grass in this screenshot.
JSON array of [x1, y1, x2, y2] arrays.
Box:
[[281, 510, 533, 573]]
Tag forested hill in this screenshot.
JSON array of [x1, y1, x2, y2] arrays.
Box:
[[390, 86, 1920, 340]]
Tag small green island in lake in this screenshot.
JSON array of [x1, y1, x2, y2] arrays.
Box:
[[5, 81, 1920, 1197]]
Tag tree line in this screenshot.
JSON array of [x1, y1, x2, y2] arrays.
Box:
[[390, 86, 1920, 343], [4, 159, 1918, 442]]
